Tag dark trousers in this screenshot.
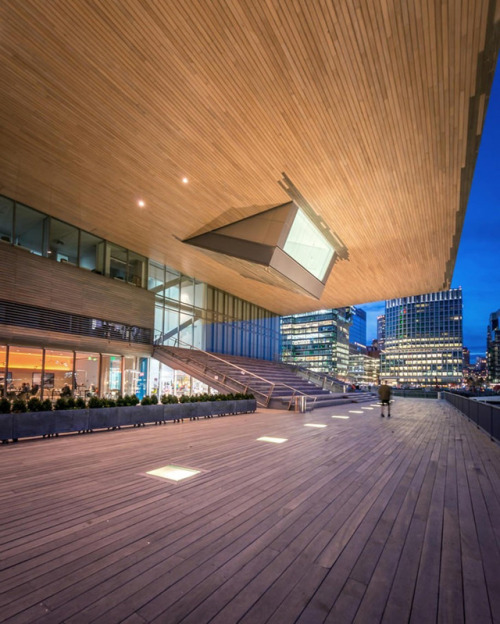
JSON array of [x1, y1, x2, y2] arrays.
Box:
[[380, 399, 391, 415]]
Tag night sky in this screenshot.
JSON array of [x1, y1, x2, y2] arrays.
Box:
[[364, 61, 500, 361]]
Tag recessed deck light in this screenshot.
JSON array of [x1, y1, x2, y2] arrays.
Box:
[[331, 415, 350, 419], [146, 465, 200, 481], [138, 200, 145, 208], [304, 424, 327, 428], [257, 436, 287, 444], [349, 410, 364, 414]]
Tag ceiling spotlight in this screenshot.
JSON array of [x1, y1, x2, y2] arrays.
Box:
[[138, 200, 145, 208], [182, 177, 189, 184]]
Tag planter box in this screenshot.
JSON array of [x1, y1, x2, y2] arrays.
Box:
[[13, 411, 54, 439], [0, 414, 13, 441], [53, 408, 90, 434], [0, 399, 257, 443]]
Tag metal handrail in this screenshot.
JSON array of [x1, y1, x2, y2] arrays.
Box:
[[153, 334, 319, 409], [153, 335, 276, 406]]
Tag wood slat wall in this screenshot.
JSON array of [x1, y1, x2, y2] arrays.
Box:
[[0, 244, 155, 329], [0, 1, 498, 314]]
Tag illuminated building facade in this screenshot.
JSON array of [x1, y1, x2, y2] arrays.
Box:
[[349, 307, 367, 347], [487, 310, 500, 384], [380, 289, 463, 387], [377, 315, 386, 351], [280, 308, 351, 378]]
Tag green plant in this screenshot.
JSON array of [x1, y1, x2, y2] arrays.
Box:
[[75, 397, 86, 409], [0, 397, 11, 414], [179, 395, 189, 403], [41, 399, 53, 411], [116, 395, 126, 406], [54, 398, 68, 410], [27, 397, 43, 412], [66, 397, 76, 409], [129, 394, 140, 406], [104, 398, 116, 408], [141, 395, 152, 405], [151, 394, 158, 405], [88, 396, 103, 409], [12, 397, 27, 413]]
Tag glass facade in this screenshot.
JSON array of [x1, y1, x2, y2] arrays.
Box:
[[349, 306, 367, 346], [281, 308, 351, 378], [487, 310, 500, 384], [380, 289, 463, 386], [150, 261, 280, 360]]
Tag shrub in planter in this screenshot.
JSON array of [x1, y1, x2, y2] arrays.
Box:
[[129, 394, 140, 406], [141, 395, 152, 406], [41, 399, 53, 411], [104, 398, 116, 408], [116, 395, 126, 406], [0, 397, 11, 414], [27, 397, 43, 412], [88, 396, 103, 409], [75, 397, 86, 410], [151, 394, 159, 405], [12, 397, 27, 413], [55, 398, 69, 411], [179, 395, 190, 403], [66, 397, 76, 409]]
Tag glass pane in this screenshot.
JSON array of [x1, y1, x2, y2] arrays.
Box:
[[101, 354, 122, 398], [75, 352, 99, 397], [148, 261, 165, 293], [0, 345, 7, 398], [79, 231, 104, 273], [164, 268, 180, 301], [194, 281, 205, 309], [48, 218, 79, 265], [123, 356, 140, 396], [44, 349, 74, 400], [282, 208, 334, 281], [180, 276, 194, 307], [127, 251, 147, 287], [14, 203, 47, 255], [7, 346, 43, 400], [108, 243, 127, 281], [0, 196, 14, 243]]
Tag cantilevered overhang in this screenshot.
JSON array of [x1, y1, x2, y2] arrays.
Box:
[[0, 1, 498, 314]]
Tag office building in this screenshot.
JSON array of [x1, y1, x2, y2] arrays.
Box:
[[380, 289, 463, 387], [487, 310, 500, 384], [377, 315, 386, 351], [349, 307, 367, 347], [281, 309, 350, 378]]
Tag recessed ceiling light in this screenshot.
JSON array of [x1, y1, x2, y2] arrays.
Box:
[[138, 200, 145, 208], [182, 177, 189, 184]]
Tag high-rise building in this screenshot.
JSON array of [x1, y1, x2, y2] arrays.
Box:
[[463, 346, 470, 369], [377, 315, 386, 351], [349, 306, 367, 347], [281, 308, 351, 378], [487, 310, 500, 384], [380, 289, 463, 387]]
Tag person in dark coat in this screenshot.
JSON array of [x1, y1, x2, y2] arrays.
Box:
[[378, 382, 392, 417]]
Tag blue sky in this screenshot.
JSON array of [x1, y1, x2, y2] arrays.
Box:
[[363, 61, 500, 360]]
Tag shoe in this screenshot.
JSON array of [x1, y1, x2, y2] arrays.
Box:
[[388, 414, 391, 418]]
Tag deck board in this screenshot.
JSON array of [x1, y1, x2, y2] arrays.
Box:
[[0, 398, 499, 624]]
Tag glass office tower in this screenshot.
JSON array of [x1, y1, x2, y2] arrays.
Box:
[[487, 310, 500, 384], [280, 308, 351, 378], [380, 289, 463, 387]]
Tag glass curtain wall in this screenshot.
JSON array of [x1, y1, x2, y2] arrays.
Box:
[[43, 349, 74, 400]]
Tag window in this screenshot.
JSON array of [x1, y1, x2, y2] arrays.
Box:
[[14, 203, 47, 255], [49, 218, 79, 264]]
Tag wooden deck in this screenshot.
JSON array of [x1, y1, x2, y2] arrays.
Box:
[[0, 399, 499, 624]]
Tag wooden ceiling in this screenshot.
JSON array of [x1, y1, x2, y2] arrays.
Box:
[[0, 1, 498, 315]]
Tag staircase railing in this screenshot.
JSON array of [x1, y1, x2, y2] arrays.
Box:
[[286, 364, 346, 393], [153, 334, 319, 409]]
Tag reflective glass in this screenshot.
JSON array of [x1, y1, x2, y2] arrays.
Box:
[[282, 209, 334, 281], [0, 345, 7, 398], [0, 196, 14, 242], [75, 352, 99, 397], [108, 243, 127, 281], [14, 203, 47, 255], [44, 349, 74, 400], [48, 218, 79, 265], [79, 231, 105, 273], [128, 251, 146, 287], [101, 354, 122, 398], [7, 346, 43, 400]]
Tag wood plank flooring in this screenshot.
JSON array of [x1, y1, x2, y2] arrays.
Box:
[[0, 399, 499, 624]]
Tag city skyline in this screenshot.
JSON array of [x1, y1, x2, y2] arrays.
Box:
[[363, 61, 500, 360]]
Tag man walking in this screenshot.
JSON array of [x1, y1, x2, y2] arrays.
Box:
[[378, 381, 392, 417]]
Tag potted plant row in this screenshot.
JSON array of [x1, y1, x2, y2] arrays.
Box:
[[0, 392, 257, 443]]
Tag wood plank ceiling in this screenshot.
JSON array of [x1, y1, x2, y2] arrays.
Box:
[[0, 1, 498, 314]]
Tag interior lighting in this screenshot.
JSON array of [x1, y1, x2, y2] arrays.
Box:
[[138, 200, 145, 208], [182, 177, 189, 184], [146, 465, 200, 482], [304, 423, 327, 428], [257, 436, 287, 444]]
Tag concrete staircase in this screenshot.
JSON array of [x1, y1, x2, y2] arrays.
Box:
[[153, 345, 376, 411]]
